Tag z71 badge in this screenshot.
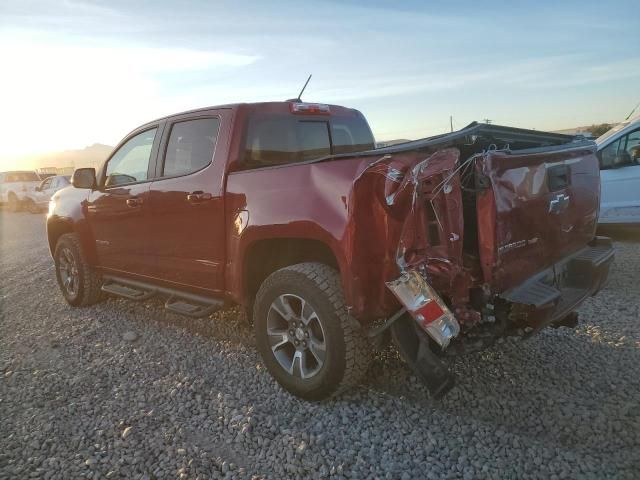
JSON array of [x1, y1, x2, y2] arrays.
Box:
[[498, 237, 539, 254]]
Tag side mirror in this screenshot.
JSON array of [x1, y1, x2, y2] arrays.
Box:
[[72, 168, 97, 189]]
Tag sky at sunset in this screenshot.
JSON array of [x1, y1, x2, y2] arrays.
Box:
[[0, 0, 638, 170]]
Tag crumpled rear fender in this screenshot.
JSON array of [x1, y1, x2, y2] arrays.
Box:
[[347, 148, 471, 319]]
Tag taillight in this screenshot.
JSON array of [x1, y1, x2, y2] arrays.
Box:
[[386, 270, 460, 348], [290, 102, 330, 115]]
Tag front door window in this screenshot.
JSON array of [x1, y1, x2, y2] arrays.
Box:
[[39, 178, 53, 191], [105, 128, 157, 187]]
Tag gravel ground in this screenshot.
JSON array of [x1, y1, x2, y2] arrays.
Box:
[[1, 212, 639, 480]]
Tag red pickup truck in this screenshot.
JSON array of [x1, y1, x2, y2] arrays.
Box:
[[47, 101, 613, 399]]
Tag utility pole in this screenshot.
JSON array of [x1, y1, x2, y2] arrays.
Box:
[[450, 115, 453, 132], [483, 118, 493, 124]]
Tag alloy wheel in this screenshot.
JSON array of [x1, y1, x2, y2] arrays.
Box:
[[58, 247, 79, 297], [266, 293, 326, 379]]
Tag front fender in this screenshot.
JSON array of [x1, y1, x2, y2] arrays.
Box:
[[47, 188, 97, 264]]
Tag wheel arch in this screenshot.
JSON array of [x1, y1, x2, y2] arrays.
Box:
[[47, 216, 98, 265], [242, 237, 342, 318], [47, 217, 74, 256]]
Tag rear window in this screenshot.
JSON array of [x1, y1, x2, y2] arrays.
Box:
[[5, 171, 40, 182], [243, 112, 374, 169], [330, 117, 376, 155]]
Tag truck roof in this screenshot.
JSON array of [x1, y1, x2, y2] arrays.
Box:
[[135, 101, 362, 132]]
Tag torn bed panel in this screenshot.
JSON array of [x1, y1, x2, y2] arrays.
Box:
[[347, 148, 472, 321]]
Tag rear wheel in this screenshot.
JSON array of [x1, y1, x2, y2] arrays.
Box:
[[54, 233, 104, 306], [7, 193, 20, 212], [254, 263, 371, 400]]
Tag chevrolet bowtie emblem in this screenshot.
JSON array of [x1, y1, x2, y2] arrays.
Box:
[[549, 193, 570, 214]]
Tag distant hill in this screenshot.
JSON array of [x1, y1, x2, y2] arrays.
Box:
[[551, 126, 595, 138], [376, 139, 412, 148], [31, 143, 114, 171]]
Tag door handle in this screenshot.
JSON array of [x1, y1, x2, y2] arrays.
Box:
[[126, 197, 143, 208], [187, 191, 212, 203]]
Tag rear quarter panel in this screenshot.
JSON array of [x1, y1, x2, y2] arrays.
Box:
[[225, 155, 408, 320]]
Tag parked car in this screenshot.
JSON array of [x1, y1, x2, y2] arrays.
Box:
[[47, 101, 613, 400], [596, 114, 640, 224], [0, 170, 42, 212], [26, 175, 71, 213]]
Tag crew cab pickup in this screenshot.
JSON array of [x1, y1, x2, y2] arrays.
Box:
[[47, 101, 614, 399]]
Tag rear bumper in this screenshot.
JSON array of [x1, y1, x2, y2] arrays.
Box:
[[499, 236, 614, 331]]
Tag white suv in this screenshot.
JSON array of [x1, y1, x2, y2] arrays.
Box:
[[30, 175, 71, 212], [597, 115, 640, 225], [0, 171, 42, 212]]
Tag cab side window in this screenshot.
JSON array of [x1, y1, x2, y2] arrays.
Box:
[[625, 129, 640, 164], [105, 128, 158, 187], [162, 118, 220, 177], [600, 129, 640, 170], [600, 139, 622, 169]]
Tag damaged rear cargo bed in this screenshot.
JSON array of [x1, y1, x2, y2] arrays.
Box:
[[333, 122, 614, 397]]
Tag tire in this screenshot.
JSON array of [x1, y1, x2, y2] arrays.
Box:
[[7, 193, 20, 212], [54, 233, 104, 306], [254, 262, 371, 400]]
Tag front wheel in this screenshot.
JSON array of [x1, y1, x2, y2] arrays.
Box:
[[254, 263, 371, 400], [54, 233, 104, 306]]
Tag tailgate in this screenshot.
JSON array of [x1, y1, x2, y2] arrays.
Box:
[[475, 144, 600, 291]]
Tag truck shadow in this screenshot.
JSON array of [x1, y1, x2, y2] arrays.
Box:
[[367, 329, 639, 466], [99, 285, 639, 474], [105, 296, 255, 348], [95, 239, 639, 472], [598, 225, 640, 243]]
